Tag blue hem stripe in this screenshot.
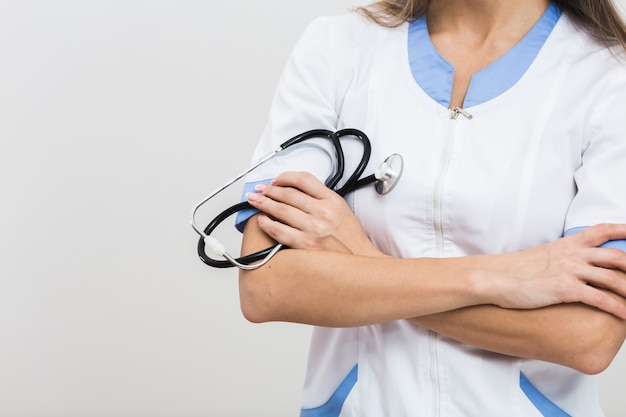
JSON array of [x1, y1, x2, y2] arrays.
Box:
[[520, 372, 571, 417], [301, 365, 358, 417]]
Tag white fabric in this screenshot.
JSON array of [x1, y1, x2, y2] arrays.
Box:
[[246, 11, 626, 417]]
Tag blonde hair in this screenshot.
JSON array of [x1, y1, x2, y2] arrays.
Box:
[[356, 0, 626, 50]]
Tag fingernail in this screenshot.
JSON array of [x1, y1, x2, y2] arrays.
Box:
[[255, 183, 267, 192], [246, 192, 258, 202]]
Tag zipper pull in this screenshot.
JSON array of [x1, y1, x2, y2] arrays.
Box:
[[450, 106, 473, 120]]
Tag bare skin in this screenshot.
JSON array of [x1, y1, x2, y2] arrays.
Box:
[[239, 0, 626, 374], [427, 0, 550, 107], [242, 172, 626, 374]]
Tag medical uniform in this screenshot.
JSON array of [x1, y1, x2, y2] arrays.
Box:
[[238, 3, 626, 416]]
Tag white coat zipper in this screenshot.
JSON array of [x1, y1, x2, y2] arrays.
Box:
[[450, 106, 473, 120], [429, 330, 441, 417], [434, 107, 473, 253], [429, 106, 473, 417]]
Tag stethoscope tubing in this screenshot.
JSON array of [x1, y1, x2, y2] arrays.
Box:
[[193, 128, 363, 269], [194, 128, 375, 269], [196, 201, 282, 268]]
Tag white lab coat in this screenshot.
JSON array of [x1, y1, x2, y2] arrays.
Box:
[[245, 9, 626, 417]]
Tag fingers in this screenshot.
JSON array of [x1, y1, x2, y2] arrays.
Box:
[[557, 226, 626, 311], [271, 171, 335, 200], [245, 172, 331, 247], [578, 262, 626, 294], [558, 246, 626, 315], [246, 171, 364, 253], [568, 223, 626, 248], [247, 172, 327, 216], [577, 284, 626, 320], [584, 246, 626, 272], [247, 171, 344, 223], [255, 213, 310, 249], [557, 249, 626, 318], [496, 239, 626, 317], [246, 186, 310, 231]]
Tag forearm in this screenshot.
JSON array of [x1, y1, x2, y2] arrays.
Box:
[[240, 218, 626, 327], [239, 247, 489, 327], [411, 294, 626, 374]]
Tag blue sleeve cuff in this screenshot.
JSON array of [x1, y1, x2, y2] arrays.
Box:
[[235, 178, 273, 233], [564, 226, 626, 252]]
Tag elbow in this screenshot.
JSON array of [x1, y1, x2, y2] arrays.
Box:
[[567, 316, 625, 375], [240, 304, 268, 324], [238, 270, 276, 324], [572, 348, 616, 375], [239, 293, 271, 324], [573, 338, 623, 375]]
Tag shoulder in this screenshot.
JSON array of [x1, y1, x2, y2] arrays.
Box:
[[295, 12, 405, 59], [541, 11, 626, 115], [550, 13, 626, 77], [304, 12, 382, 42]]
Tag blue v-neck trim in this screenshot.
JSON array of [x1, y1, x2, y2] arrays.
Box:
[[407, 2, 562, 108]]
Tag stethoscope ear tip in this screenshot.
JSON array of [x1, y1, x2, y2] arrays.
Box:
[[375, 153, 404, 195]]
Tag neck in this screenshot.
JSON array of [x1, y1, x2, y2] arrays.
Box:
[[426, 0, 550, 43], [425, 0, 552, 109]]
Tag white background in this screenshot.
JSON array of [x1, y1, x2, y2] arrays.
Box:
[[1, 1, 625, 416]]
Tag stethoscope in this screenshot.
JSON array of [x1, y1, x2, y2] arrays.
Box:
[[190, 128, 403, 270]]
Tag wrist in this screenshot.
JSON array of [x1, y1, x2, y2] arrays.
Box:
[[352, 240, 387, 257], [461, 253, 512, 307]]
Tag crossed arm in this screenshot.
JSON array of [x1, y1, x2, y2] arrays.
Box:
[[239, 171, 626, 374], [410, 297, 626, 375]]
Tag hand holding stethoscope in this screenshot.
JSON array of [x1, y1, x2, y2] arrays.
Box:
[[246, 170, 385, 257], [190, 128, 403, 270]]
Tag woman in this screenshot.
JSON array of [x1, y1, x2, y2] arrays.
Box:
[[237, 0, 626, 415]]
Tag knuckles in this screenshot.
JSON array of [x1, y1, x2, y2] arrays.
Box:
[[275, 171, 319, 190]]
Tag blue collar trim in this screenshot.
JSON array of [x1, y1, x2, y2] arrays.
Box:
[[407, 3, 562, 108]]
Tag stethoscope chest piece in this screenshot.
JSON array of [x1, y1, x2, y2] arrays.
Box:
[[375, 153, 404, 195]]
